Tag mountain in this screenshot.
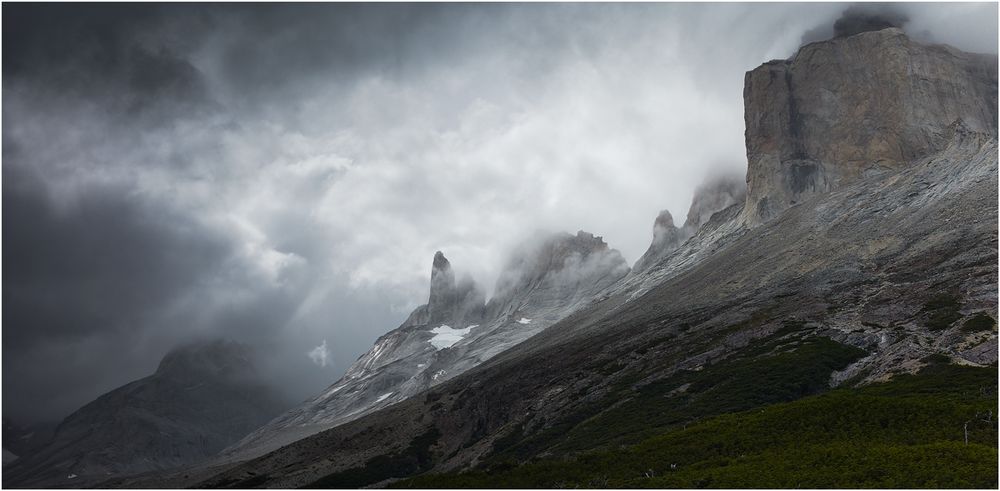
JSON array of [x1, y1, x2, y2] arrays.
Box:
[[166, 26, 997, 489], [3, 340, 291, 488], [218, 231, 630, 462]]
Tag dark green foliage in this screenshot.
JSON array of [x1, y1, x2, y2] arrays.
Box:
[[921, 353, 952, 365], [303, 427, 440, 488], [922, 294, 963, 331], [961, 312, 996, 333], [221, 474, 269, 488], [394, 365, 998, 489], [494, 334, 864, 460]]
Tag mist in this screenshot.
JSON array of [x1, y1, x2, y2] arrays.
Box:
[[3, 2, 996, 424]]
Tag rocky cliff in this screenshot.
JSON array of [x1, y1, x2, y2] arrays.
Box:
[[219, 231, 630, 462], [743, 27, 997, 223], [3, 340, 290, 488]]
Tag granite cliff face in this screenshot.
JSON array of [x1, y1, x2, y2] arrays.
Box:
[[743, 27, 998, 223], [220, 231, 630, 462], [3, 340, 289, 488]]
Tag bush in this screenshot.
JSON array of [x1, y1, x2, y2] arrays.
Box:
[[961, 312, 996, 333], [922, 294, 963, 331], [394, 365, 998, 489]]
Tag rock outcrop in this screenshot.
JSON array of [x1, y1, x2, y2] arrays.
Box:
[[404, 252, 486, 328], [222, 233, 630, 462], [486, 231, 630, 321], [3, 340, 290, 488], [684, 175, 747, 229], [632, 210, 689, 273], [743, 27, 998, 223], [633, 175, 746, 273]]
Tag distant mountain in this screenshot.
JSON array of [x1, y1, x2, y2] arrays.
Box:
[[220, 231, 630, 462], [2, 419, 56, 467], [3, 339, 291, 488], [175, 26, 997, 489]]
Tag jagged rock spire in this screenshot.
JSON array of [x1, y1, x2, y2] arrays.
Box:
[[633, 210, 689, 273], [428, 251, 457, 323]]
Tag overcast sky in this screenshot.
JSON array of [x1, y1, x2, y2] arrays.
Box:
[[3, 2, 997, 424]]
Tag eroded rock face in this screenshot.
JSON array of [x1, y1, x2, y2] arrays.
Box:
[[743, 27, 998, 223], [486, 231, 630, 321]]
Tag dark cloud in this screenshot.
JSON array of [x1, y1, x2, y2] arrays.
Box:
[[2, 165, 228, 346], [3, 3, 214, 123], [834, 4, 910, 39]]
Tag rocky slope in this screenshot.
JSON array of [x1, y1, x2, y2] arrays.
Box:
[[218, 231, 630, 462], [153, 26, 997, 489], [3, 340, 290, 488]]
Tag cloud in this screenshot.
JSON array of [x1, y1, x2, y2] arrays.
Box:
[[307, 340, 331, 368], [3, 3, 996, 424]]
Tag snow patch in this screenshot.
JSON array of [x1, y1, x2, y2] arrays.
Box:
[[432, 369, 447, 381], [428, 325, 475, 349], [517, 317, 532, 324], [67, 474, 78, 479], [375, 392, 393, 403]]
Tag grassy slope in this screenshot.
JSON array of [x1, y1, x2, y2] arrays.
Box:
[[397, 363, 998, 488]]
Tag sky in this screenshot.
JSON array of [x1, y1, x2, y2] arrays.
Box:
[[3, 2, 997, 424]]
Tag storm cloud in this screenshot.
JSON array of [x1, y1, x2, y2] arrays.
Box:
[[3, 3, 996, 424]]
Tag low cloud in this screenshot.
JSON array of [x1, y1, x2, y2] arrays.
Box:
[[307, 340, 331, 368]]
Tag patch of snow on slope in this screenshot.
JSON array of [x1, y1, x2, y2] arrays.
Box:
[[429, 325, 475, 349], [375, 393, 393, 403], [517, 317, 532, 324]]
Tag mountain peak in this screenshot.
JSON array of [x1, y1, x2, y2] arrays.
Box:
[[155, 339, 255, 381]]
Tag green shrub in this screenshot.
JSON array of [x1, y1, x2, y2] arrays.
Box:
[[923, 294, 963, 331], [304, 427, 440, 488], [961, 312, 996, 333], [394, 365, 998, 489]]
